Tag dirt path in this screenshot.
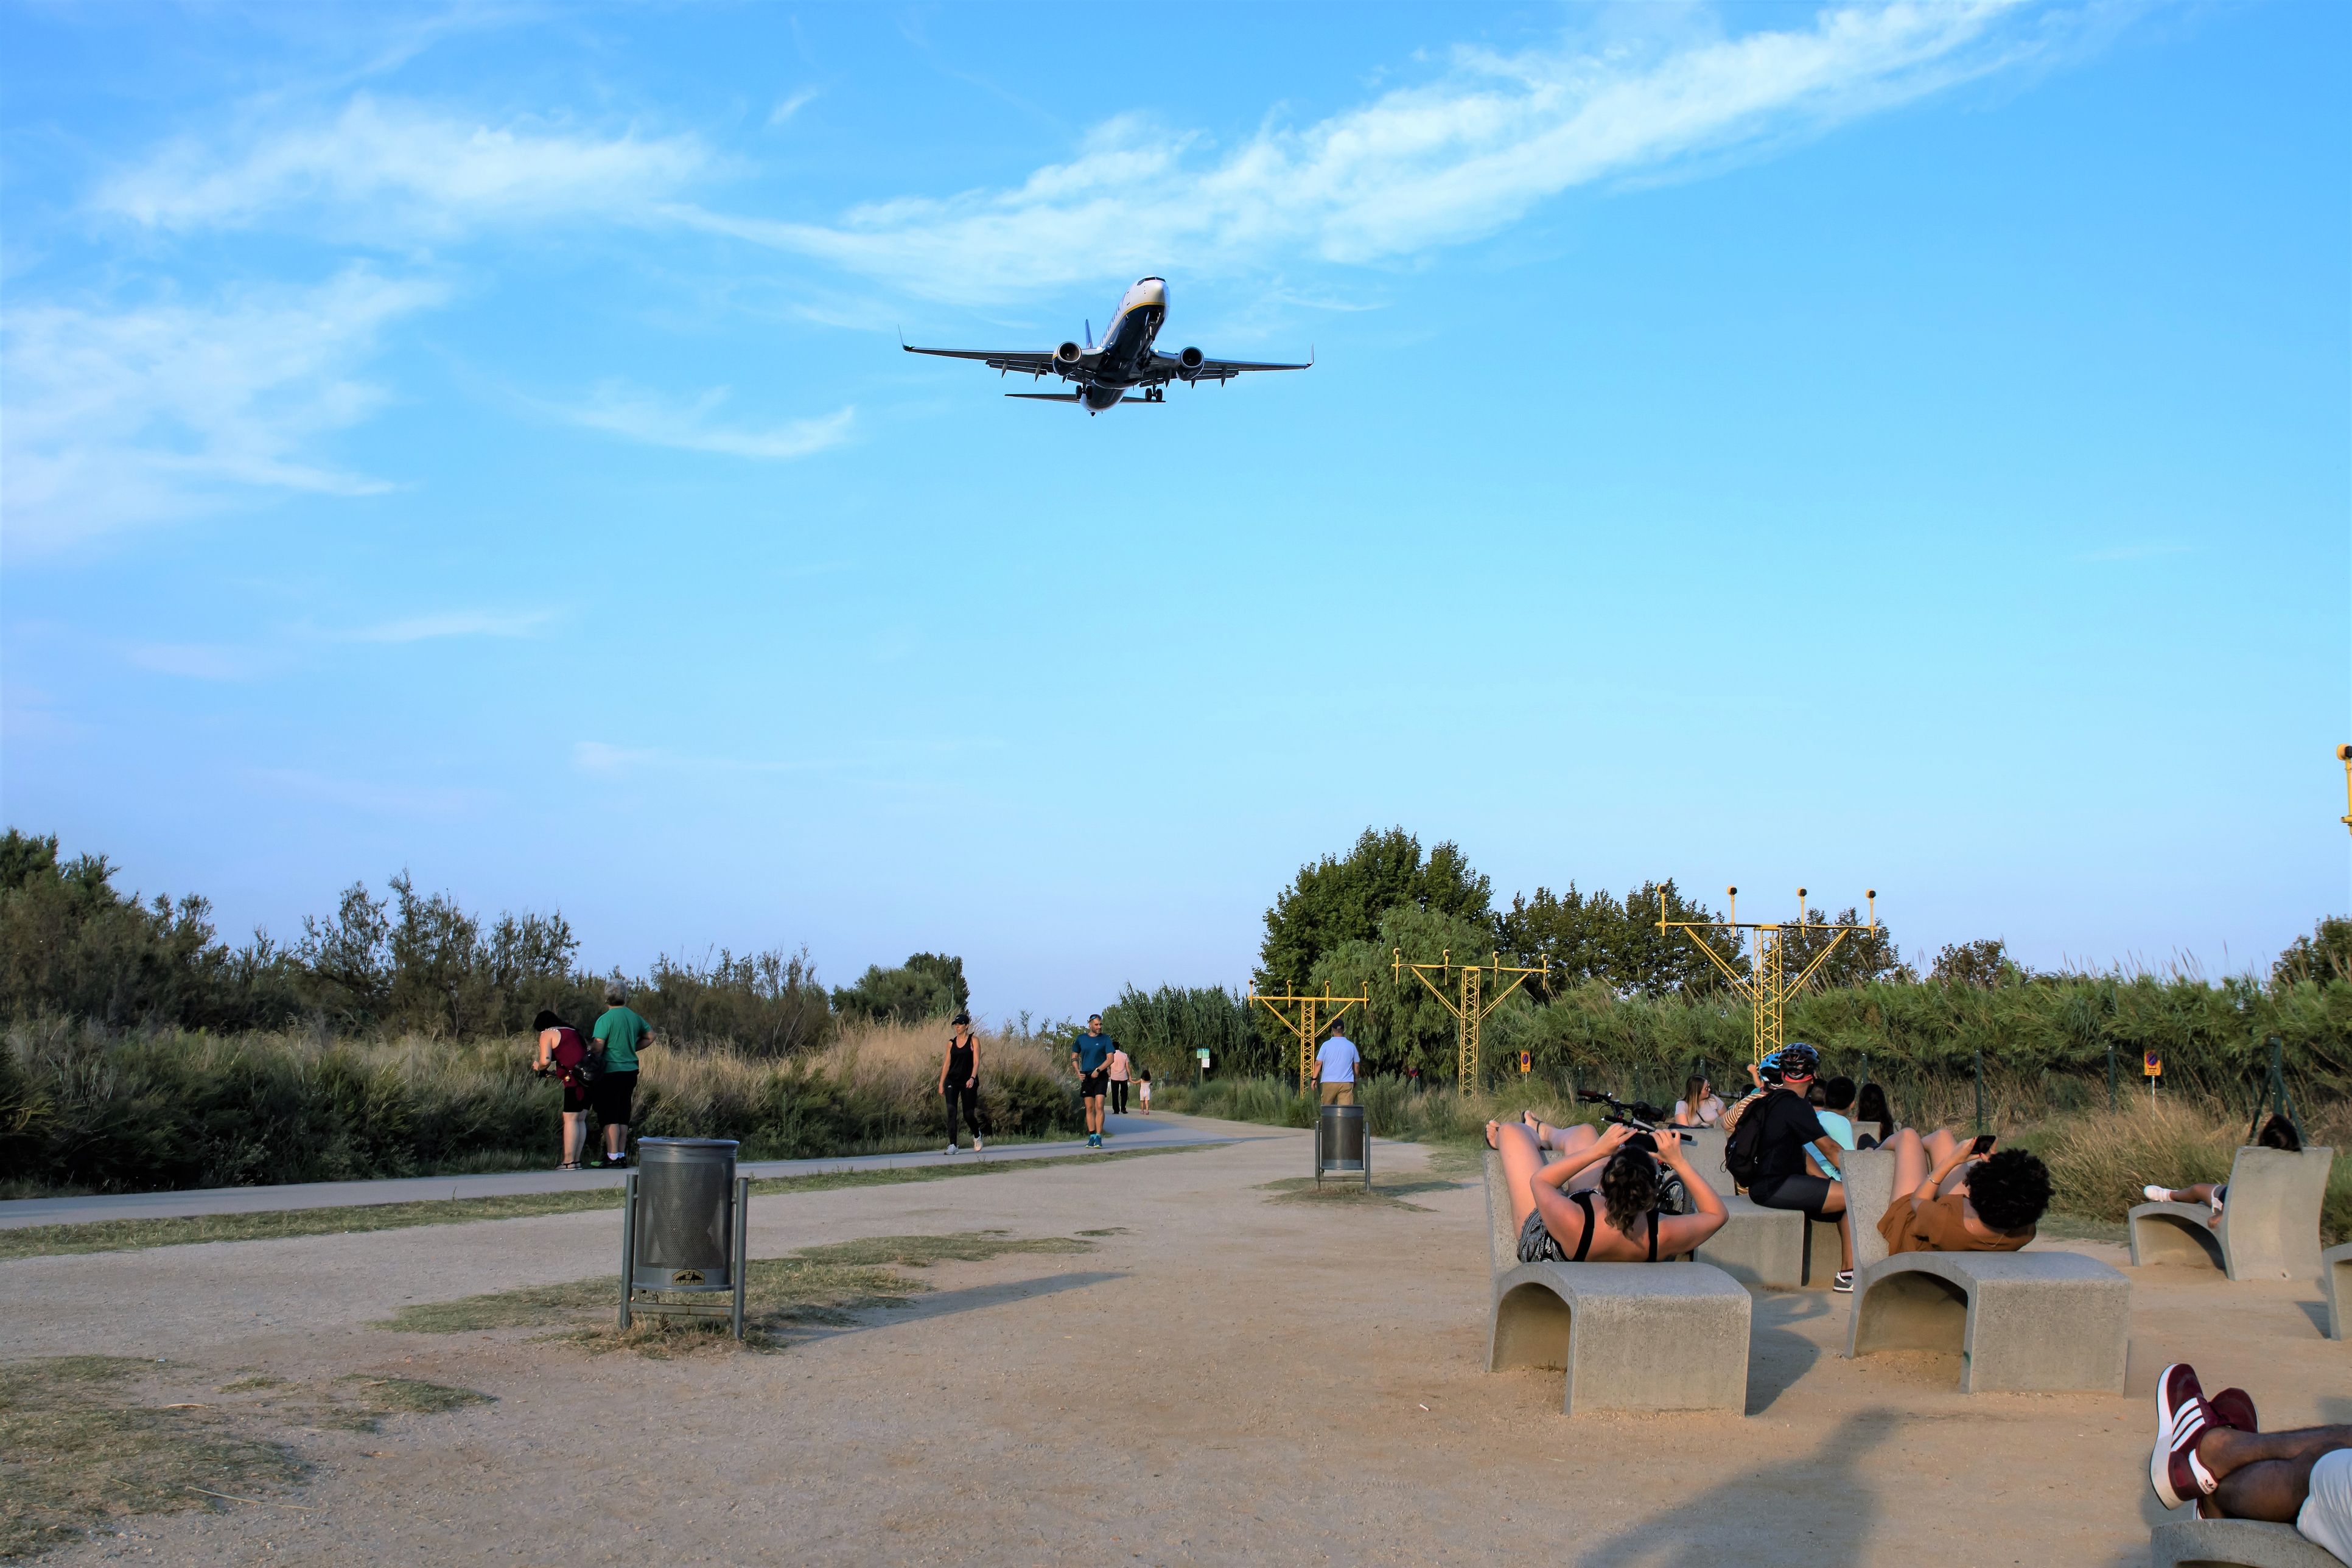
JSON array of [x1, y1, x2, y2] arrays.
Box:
[[3, 1113, 2343, 1566]]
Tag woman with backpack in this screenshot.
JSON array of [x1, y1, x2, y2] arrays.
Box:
[[531, 1008, 597, 1171]]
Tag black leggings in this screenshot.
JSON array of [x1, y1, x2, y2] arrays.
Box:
[[944, 1083, 982, 1144], [1110, 1080, 1129, 1115]]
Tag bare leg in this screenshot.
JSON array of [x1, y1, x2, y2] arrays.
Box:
[[561, 1111, 587, 1166], [1488, 1121, 1547, 1231], [1922, 1127, 1961, 1166], [2194, 1426, 2352, 1526], [604, 1120, 628, 1160], [1886, 1127, 1930, 1194], [1552, 1124, 1606, 1192], [1835, 1209, 1854, 1271]]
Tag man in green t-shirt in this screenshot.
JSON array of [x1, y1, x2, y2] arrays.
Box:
[[591, 981, 654, 1168]]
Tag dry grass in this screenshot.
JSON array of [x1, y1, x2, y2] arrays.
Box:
[[374, 1230, 1100, 1355], [2025, 1097, 2351, 1243], [0, 1357, 492, 1559]]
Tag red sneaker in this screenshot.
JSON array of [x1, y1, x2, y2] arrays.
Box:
[[2208, 1388, 2257, 1435], [2151, 1364, 2217, 1510]]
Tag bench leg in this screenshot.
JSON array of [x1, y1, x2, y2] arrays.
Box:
[[2130, 1212, 2224, 1272], [1488, 1281, 1572, 1374], [1849, 1269, 1967, 1359]]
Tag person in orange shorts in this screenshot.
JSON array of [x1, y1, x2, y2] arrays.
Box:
[[1874, 1125, 2051, 1254]]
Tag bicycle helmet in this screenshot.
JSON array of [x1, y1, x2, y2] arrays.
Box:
[[1776, 1041, 1821, 1079]]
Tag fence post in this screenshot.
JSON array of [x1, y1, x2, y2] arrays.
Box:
[[2106, 1045, 2116, 1112], [1973, 1047, 1986, 1136]]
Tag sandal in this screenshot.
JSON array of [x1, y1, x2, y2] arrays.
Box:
[[558, 1161, 582, 1171]]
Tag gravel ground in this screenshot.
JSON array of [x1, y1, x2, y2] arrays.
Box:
[[2, 1111, 2344, 1567]]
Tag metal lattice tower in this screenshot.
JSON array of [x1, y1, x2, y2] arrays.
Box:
[[1247, 985, 1368, 1094], [1657, 886, 1880, 1065], [1392, 950, 1547, 1094]]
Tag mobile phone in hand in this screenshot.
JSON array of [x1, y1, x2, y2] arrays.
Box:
[[1969, 1134, 1995, 1156]]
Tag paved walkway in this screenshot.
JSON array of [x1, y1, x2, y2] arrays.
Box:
[[0, 1113, 1253, 1230]]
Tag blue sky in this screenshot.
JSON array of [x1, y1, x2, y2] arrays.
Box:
[[2, 2, 2345, 1019]]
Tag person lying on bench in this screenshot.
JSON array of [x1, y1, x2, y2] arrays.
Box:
[[2151, 1362, 2351, 1563], [1488, 1118, 1729, 1264], [1875, 1127, 2051, 1255], [2141, 1115, 2302, 1230]]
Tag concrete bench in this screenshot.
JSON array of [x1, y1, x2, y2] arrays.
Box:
[[1693, 1195, 1805, 1289], [1843, 1248, 2130, 1393], [1844, 1147, 1900, 1272], [1676, 1125, 1734, 1195], [2128, 1147, 2334, 1282], [2149, 1517, 2341, 1568], [1482, 1151, 1752, 1415], [2324, 1241, 2350, 1340]]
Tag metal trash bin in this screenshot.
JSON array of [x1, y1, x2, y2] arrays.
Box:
[[1315, 1104, 1370, 1190], [618, 1138, 750, 1339]]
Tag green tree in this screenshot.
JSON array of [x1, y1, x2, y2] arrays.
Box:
[[1309, 903, 1522, 1079], [1499, 878, 1740, 997], [1256, 827, 1491, 994], [1931, 938, 2018, 988], [1779, 905, 1912, 992], [831, 954, 965, 1024], [2272, 917, 2351, 987]]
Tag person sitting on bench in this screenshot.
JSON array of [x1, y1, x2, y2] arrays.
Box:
[[1488, 1117, 1729, 1264], [1875, 1126, 2051, 1255], [1738, 1043, 1859, 1290], [2141, 1115, 2302, 1229], [2150, 1362, 2351, 1562]]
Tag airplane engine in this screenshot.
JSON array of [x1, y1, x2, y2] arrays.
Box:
[[1177, 346, 1205, 380], [1055, 341, 1084, 368]]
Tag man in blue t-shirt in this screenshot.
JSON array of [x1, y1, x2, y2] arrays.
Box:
[[1315, 1026, 1360, 1107], [1072, 1014, 1115, 1149]]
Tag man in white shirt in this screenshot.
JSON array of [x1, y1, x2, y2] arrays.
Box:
[[1315, 1026, 1361, 1106]]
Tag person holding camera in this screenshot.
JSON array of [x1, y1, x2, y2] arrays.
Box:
[[1485, 1116, 1729, 1265], [1876, 1126, 2050, 1255], [1735, 1043, 1857, 1290]]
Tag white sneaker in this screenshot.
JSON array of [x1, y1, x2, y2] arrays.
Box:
[[972, 1138, 983, 1150], [944, 1143, 958, 1155], [2143, 1185, 2170, 1203]]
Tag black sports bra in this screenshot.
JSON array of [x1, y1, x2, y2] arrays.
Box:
[[1567, 1190, 1660, 1262]]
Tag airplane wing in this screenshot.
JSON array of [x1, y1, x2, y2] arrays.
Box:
[[901, 344, 1064, 377], [1144, 351, 1313, 385]]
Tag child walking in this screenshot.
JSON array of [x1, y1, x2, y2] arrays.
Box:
[[1138, 1069, 1152, 1115]]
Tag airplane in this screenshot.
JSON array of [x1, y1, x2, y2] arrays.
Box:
[[901, 276, 1311, 414]]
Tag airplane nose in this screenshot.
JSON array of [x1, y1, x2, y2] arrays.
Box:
[[1135, 277, 1167, 306]]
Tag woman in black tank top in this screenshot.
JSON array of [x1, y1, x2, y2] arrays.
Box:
[[939, 1013, 984, 1153], [1486, 1118, 1731, 1265]]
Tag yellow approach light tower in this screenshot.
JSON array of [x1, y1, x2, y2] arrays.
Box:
[[1657, 886, 1880, 1066], [1393, 950, 1548, 1095], [1247, 984, 1368, 1094], [2337, 744, 2351, 835]]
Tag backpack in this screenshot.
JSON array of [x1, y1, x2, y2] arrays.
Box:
[[1723, 1089, 1790, 1190], [550, 1026, 602, 1087]]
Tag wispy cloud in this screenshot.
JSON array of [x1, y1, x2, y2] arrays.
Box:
[[248, 766, 488, 816], [670, 2, 2036, 303], [123, 643, 267, 681], [548, 380, 855, 459], [573, 740, 662, 774], [0, 265, 446, 553], [2074, 542, 2193, 563], [341, 608, 556, 643], [768, 89, 821, 127], [93, 93, 712, 236]]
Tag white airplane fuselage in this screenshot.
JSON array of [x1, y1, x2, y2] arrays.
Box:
[[1066, 276, 1169, 410]]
